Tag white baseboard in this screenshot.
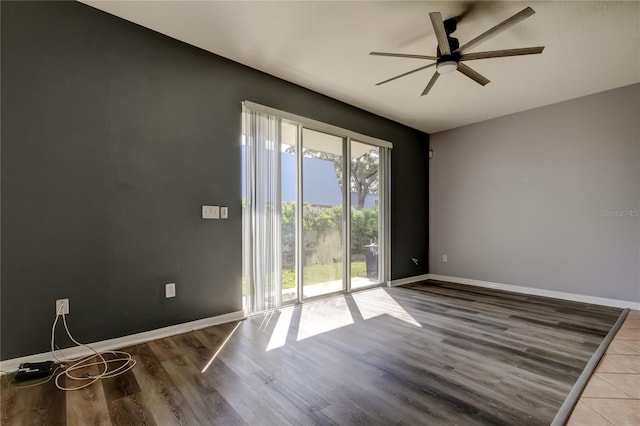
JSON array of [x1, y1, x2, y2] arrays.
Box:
[[426, 274, 640, 310], [387, 274, 431, 287], [0, 310, 246, 373]]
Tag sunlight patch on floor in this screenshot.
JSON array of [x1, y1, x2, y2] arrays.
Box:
[[266, 306, 294, 351], [352, 288, 421, 327], [297, 296, 354, 341], [201, 322, 241, 373]]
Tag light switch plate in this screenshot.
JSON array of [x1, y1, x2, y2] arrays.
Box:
[[202, 205, 220, 219], [221, 207, 228, 219]]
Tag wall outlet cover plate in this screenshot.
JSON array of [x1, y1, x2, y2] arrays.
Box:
[[165, 282, 176, 298]]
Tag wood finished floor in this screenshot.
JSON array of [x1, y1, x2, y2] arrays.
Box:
[[1, 281, 623, 425]]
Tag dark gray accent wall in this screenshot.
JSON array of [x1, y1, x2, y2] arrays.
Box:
[[1, 1, 429, 360], [430, 84, 640, 303]]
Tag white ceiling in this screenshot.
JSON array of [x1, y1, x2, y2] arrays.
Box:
[[82, 1, 640, 134]]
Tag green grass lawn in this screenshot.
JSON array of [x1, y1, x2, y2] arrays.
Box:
[[282, 262, 366, 289], [242, 262, 369, 294]]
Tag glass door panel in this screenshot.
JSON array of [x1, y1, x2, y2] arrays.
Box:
[[350, 141, 381, 289], [302, 128, 344, 299], [280, 121, 299, 303]]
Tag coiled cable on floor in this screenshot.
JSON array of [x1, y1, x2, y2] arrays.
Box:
[[2, 365, 63, 389], [51, 304, 136, 391]]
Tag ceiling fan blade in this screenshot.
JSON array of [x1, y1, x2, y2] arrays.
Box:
[[421, 72, 440, 96], [460, 46, 545, 61], [375, 63, 436, 86], [457, 63, 490, 86], [429, 12, 451, 56], [370, 52, 438, 60], [456, 7, 536, 54]]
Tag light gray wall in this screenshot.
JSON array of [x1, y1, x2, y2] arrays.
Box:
[[429, 84, 640, 303]]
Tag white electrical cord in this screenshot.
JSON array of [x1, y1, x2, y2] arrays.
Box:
[[51, 304, 136, 391]]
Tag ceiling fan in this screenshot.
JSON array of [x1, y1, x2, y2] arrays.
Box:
[[370, 6, 545, 96]]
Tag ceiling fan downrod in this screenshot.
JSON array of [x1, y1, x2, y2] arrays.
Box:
[[437, 17, 460, 74]]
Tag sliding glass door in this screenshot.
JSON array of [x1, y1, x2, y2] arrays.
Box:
[[242, 102, 391, 314], [301, 129, 345, 299], [280, 121, 299, 303], [350, 141, 382, 290]]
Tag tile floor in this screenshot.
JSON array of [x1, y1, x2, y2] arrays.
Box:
[[567, 309, 640, 425]]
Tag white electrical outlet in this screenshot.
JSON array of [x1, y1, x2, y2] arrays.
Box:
[[165, 283, 176, 298], [442, 255, 448, 262], [56, 299, 69, 315]]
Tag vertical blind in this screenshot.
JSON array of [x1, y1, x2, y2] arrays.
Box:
[[243, 105, 282, 314]]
